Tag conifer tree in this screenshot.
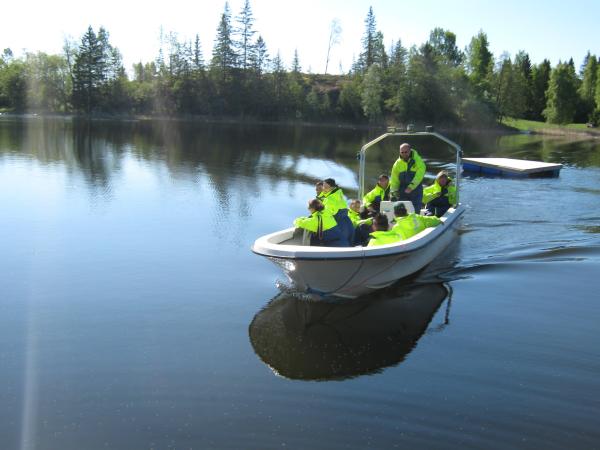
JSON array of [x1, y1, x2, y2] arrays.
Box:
[[72, 26, 103, 113], [358, 7, 376, 72], [531, 59, 551, 120], [235, 0, 256, 71], [249, 35, 268, 76], [579, 52, 597, 120], [211, 2, 237, 78], [193, 34, 205, 72]]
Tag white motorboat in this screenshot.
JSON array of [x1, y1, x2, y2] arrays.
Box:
[[252, 127, 465, 299]]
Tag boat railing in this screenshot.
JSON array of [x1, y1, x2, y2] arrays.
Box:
[[357, 126, 462, 199]]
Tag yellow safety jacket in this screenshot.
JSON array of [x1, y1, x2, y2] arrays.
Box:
[[294, 210, 338, 233], [321, 187, 348, 215], [367, 230, 402, 246], [363, 184, 390, 208], [391, 213, 441, 240], [390, 149, 426, 192], [423, 178, 458, 206], [348, 209, 373, 228]]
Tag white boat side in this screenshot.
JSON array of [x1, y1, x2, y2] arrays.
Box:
[[252, 204, 465, 298]]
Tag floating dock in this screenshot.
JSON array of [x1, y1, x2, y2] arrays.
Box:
[[462, 157, 562, 177]]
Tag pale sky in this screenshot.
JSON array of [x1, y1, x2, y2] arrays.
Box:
[[2, 0, 599, 74]]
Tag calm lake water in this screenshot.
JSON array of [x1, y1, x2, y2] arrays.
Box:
[[1, 117, 599, 449]]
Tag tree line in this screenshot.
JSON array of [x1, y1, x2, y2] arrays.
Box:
[[1, 2, 599, 126]]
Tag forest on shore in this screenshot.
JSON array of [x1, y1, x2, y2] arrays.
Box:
[[1, 2, 600, 128]]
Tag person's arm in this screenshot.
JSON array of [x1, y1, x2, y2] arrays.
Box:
[[321, 194, 339, 215], [335, 189, 348, 211], [408, 154, 426, 190], [421, 215, 442, 227], [363, 186, 378, 207], [390, 160, 400, 193], [448, 185, 458, 206], [293, 215, 316, 232], [422, 183, 439, 204]]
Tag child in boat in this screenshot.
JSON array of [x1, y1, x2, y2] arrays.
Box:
[[293, 198, 349, 247], [367, 214, 402, 247]]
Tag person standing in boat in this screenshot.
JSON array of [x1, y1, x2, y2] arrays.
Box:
[[293, 199, 348, 247], [321, 178, 354, 243], [390, 143, 426, 213], [422, 170, 457, 217], [391, 202, 441, 240], [367, 214, 401, 246], [363, 174, 391, 214]]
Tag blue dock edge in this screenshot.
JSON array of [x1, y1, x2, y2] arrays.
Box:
[[462, 161, 561, 178]]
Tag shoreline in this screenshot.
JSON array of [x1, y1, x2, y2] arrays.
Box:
[[2, 111, 599, 138]]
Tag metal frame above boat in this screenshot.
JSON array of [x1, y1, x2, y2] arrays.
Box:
[[358, 126, 463, 199]]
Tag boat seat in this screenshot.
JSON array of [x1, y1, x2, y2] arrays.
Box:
[[302, 229, 311, 246], [380, 200, 414, 223]]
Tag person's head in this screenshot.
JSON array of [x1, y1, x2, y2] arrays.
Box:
[[377, 174, 390, 189], [323, 178, 336, 192], [399, 143, 412, 161], [315, 181, 324, 195], [394, 202, 408, 217], [349, 199, 361, 213], [308, 198, 324, 213], [436, 170, 450, 187], [372, 213, 389, 231]]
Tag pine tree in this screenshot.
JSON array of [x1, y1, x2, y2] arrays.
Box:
[[531, 59, 551, 120], [72, 26, 103, 113], [291, 49, 301, 74], [249, 35, 268, 76], [358, 7, 376, 72], [493, 53, 514, 121], [234, 0, 256, 71], [513, 51, 533, 118], [193, 34, 205, 72], [579, 52, 597, 120], [211, 2, 237, 79], [595, 64, 600, 117]]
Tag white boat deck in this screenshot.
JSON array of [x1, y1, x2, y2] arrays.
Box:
[[462, 157, 562, 177]]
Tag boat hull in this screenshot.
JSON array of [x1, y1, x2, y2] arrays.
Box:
[[253, 205, 464, 299]]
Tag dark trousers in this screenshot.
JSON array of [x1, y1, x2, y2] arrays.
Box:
[[310, 225, 349, 247], [425, 195, 450, 217], [352, 223, 372, 246], [334, 209, 354, 244], [398, 184, 423, 213]]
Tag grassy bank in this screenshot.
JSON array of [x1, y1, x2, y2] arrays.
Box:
[[501, 117, 600, 136]]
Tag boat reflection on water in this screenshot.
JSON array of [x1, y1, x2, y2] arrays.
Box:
[[249, 282, 451, 381]]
